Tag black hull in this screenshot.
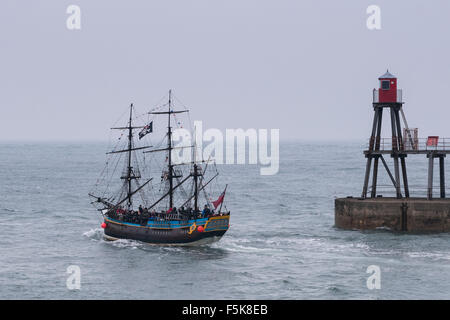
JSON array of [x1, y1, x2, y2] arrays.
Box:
[[103, 217, 229, 245]]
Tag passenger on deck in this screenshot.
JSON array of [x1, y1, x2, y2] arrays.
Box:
[[202, 205, 211, 218]]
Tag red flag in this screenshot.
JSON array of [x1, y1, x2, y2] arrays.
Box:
[[212, 194, 224, 209], [212, 186, 227, 209]]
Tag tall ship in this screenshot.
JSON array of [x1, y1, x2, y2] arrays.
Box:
[[89, 91, 230, 245]]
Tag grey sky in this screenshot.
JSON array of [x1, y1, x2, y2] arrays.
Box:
[[1, 0, 450, 141]]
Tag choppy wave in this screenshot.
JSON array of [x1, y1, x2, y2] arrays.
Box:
[[83, 228, 143, 249], [108, 238, 142, 249], [83, 228, 104, 240], [406, 251, 450, 260]]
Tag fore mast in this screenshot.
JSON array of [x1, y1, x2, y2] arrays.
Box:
[[120, 104, 144, 210], [126, 105, 134, 209]]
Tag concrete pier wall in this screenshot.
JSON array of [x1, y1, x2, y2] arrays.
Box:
[[335, 197, 450, 232]]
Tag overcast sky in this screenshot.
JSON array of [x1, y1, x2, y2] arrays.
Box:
[[1, 0, 450, 141]]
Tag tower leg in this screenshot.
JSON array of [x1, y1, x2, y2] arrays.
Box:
[[400, 156, 410, 198], [362, 107, 380, 198], [390, 108, 398, 151], [390, 108, 402, 198], [370, 109, 383, 198], [371, 156, 379, 198], [439, 156, 445, 198], [368, 108, 379, 150], [375, 109, 383, 150], [362, 156, 372, 198], [428, 154, 434, 200], [394, 108, 404, 151], [393, 156, 402, 198], [394, 108, 409, 197]]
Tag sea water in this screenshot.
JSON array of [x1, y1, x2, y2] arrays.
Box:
[[0, 141, 449, 299]]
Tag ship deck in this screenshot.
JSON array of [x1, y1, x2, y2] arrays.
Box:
[[104, 214, 230, 231]]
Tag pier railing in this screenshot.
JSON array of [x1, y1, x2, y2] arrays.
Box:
[[369, 185, 450, 198], [367, 137, 450, 152]]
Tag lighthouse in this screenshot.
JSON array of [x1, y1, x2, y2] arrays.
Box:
[[335, 70, 450, 233], [365, 70, 407, 200]]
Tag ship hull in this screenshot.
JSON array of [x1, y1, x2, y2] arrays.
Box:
[[102, 215, 230, 245]]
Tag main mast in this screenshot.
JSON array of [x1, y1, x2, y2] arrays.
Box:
[[146, 91, 189, 210], [167, 90, 174, 209], [127, 104, 133, 208], [193, 164, 199, 211]]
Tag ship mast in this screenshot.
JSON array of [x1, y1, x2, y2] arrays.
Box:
[[90, 96, 226, 217], [126, 104, 134, 208], [147, 90, 189, 210], [144, 91, 223, 211], [89, 103, 154, 211], [167, 90, 174, 208], [193, 163, 199, 211], [114, 103, 149, 209]]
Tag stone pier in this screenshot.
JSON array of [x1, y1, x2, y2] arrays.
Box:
[[335, 197, 450, 232]]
